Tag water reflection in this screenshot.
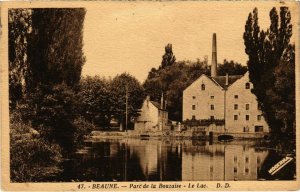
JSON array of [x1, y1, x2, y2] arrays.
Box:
[[57, 138, 295, 181]]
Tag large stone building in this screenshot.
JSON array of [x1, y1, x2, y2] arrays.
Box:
[[134, 95, 168, 132], [182, 33, 269, 134]]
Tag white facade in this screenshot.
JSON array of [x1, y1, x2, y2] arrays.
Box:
[[182, 72, 269, 133], [183, 74, 225, 121], [225, 72, 269, 133], [134, 96, 168, 132]]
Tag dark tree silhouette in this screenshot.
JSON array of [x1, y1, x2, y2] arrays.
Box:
[[27, 8, 86, 91], [161, 44, 176, 69], [243, 7, 294, 137]]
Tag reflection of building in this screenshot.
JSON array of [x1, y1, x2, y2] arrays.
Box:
[[224, 145, 268, 180], [128, 139, 181, 181], [182, 143, 268, 181], [182, 33, 269, 133], [134, 95, 168, 132], [182, 144, 224, 180]]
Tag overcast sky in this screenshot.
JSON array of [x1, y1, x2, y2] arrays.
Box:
[[82, 2, 296, 83]]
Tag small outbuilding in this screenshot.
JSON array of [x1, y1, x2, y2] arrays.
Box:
[[134, 95, 168, 132]]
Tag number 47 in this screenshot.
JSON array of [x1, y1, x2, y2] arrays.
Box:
[[78, 184, 85, 189]]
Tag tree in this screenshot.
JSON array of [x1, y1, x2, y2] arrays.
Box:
[[110, 73, 144, 129], [27, 8, 86, 92], [78, 76, 112, 127], [9, 8, 87, 151], [8, 9, 32, 108], [217, 59, 247, 76], [243, 7, 294, 137], [160, 44, 176, 69]]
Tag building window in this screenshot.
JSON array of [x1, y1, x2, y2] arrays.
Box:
[[210, 116, 214, 120], [245, 167, 249, 174], [234, 156, 237, 163], [246, 104, 250, 110], [201, 84, 205, 90], [257, 115, 261, 121], [192, 105, 196, 110], [246, 115, 249, 121], [234, 104, 238, 110], [234, 167, 237, 173], [234, 115, 238, 120], [245, 156, 249, 163], [192, 115, 196, 119], [211, 96, 214, 99], [192, 96, 196, 99], [234, 95, 238, 99], [245, 82, 250, 89], [211, 105, 214, 110]]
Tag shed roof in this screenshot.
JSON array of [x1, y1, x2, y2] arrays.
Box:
[[150, 101, 161, 109]]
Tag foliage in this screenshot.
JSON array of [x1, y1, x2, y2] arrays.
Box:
[[9, 8, 87, 150], [10, 112, 62, 182], [110, 73, 145, 129], [72, 117, 97, 143], [217, 59, 248, 76], [243, 7, 295, 137], [160, 44, 176, 69], [77, 76, 112, 127], [8, 8, 91, 181], [27, 8, 86, 92], [8, 9, 31, 108], [20, 84, 79, 151]]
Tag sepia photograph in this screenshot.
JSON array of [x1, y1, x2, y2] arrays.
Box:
[[0, 1, 299, 191]]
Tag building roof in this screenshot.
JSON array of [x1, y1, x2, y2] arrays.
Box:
[[150, 101, 167, 111], [150, 101, 161, 109], [208, 75, 243, 89]]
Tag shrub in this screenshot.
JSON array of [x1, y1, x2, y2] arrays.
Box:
[[10, 112, 63, 182], [72, 116, 96, 143]]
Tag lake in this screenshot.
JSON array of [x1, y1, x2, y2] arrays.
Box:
[[57, 138, 295, 181]]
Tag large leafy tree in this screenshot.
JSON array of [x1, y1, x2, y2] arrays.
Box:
[[243, 7, 294, 137], [27, 8, 86, 91], [9, 8, 87, 151], [78, 76, 112, 127], [110, 73, 144, 129]]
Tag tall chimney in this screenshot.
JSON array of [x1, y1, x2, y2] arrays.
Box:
[[211, 33, 217, 77]]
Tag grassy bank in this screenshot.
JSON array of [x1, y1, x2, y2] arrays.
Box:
[[10, 112, 63, 182]]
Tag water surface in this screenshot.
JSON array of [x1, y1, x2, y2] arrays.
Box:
[[57, 138, 295, 181]]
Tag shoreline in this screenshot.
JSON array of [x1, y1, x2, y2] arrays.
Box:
[[88, 130, 269, 140]]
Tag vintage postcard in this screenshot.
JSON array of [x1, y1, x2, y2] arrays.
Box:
[[0, 1, 299, 191]]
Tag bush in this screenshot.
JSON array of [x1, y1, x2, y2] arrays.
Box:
[[10, 112, 63, 182], [72, 116, 96, 143]]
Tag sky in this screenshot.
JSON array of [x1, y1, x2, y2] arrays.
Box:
[[82, 2, 296, 83]]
